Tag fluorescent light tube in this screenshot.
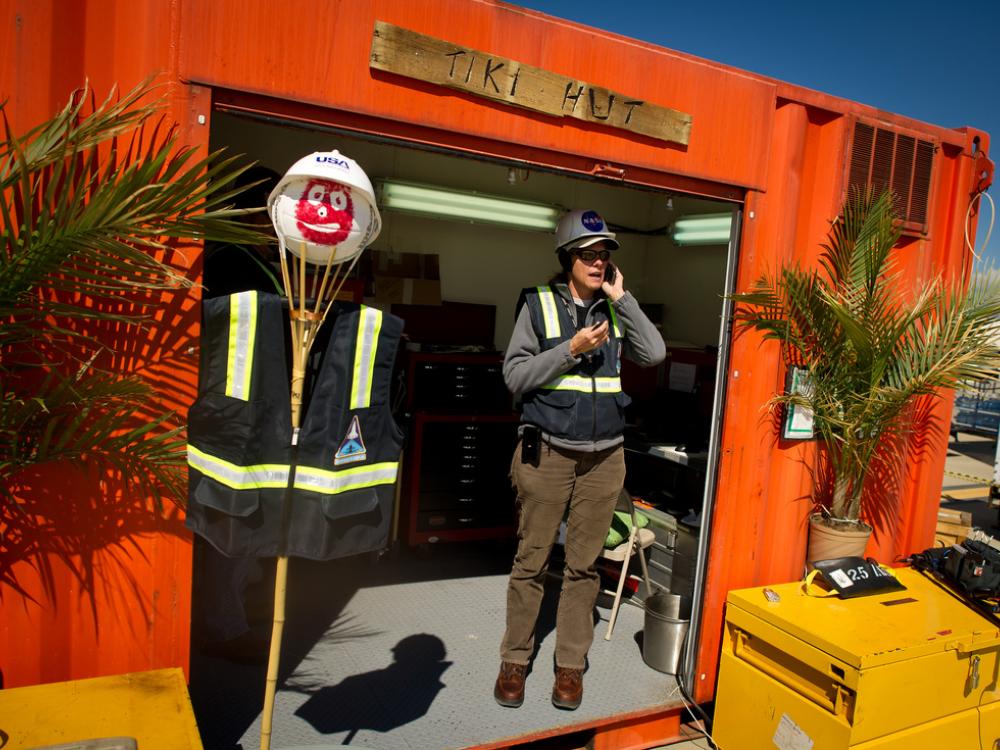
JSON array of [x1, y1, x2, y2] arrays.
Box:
[[671, 212, 733, 246], [377, 179, 561, 231]]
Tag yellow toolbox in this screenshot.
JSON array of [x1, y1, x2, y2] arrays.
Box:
[[0, 668, 203, 750], [713, 567, 1000, 749]]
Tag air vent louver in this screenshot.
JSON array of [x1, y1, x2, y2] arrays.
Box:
[[847, 121, 935, 232]]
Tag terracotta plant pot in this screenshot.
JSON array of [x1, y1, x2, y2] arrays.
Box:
[[806, 513, 872, 567]]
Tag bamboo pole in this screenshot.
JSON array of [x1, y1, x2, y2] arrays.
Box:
[[260, 239, 336, 750]]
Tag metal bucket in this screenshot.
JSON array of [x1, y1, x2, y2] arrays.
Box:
[[642, 592, 691, 674]]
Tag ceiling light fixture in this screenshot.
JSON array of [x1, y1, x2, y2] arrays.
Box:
[[670, 212, 733, 246], [376, 179, 561, 232]]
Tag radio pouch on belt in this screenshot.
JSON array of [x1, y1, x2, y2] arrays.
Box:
[[521, 424, 541, 467]]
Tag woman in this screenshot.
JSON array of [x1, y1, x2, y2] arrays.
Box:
[[495, 208, 665, 710]]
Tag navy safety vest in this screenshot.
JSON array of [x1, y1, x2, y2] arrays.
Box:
[[519, 286, 629, 442], [186, 291, 404, 560]]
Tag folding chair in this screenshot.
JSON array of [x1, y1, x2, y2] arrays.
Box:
[[602, 490, 655, 640]]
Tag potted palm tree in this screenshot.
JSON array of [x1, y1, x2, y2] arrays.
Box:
[[732, 189, 1000, 564]]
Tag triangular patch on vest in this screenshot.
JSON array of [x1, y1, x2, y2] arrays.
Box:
[[334, 415, 367, 465]]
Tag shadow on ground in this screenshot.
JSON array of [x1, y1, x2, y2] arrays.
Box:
[[941, 432, 998, 531], [187, 540, 515, 750], [947, 432, 997, 463]]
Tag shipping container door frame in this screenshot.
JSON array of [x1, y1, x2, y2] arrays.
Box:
[[210, 87, 746, 706], [682, 209, 742, 692]]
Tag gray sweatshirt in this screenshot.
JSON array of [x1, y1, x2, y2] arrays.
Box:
[[503, 282, 666, 451]]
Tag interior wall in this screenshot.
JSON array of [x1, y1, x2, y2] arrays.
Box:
[[642, 239, 731, 348], [212, 113, 730, 349]]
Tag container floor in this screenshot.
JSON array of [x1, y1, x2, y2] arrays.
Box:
[[188, 541, 683, 750]]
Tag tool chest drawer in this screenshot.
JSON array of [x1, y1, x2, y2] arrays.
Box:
[[407, 353, 511, 412], [417, 487, 512, 511], [416, 421, 513, 462], [416, 506, 515, 532], [404, 412, 519, 544], [417, 423, 512, 492]]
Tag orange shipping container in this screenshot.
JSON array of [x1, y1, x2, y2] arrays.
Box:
[[1, 0, 992, 744]]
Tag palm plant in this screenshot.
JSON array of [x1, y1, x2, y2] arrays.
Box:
[[1, 80, 268, 517], [732, 189, 1000, 530]]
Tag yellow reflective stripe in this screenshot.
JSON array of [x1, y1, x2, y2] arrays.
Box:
[[540, 375, 622, 393], [294, 461, 400, 495], [537, 287, 561, 339], [542, 375, 593, 392], [225, 291, 258, 401], [594, 377, 622, 393], [607, 302, 622, 338], [188, 445, 400, 495], [187, 444, 289, 489], [351, 306, 382, 409]]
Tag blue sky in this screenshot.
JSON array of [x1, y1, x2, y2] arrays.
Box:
[[514, 0, 1000, 266]]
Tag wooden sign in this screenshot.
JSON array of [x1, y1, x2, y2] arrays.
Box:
[[370, 21, 692, 146]]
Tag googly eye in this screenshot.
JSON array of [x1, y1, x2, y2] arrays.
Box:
[[318, 206, 328, 218]]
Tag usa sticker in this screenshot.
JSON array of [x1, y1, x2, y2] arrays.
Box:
[[334, 415, 367, 465], [315, 154, 350, 170]]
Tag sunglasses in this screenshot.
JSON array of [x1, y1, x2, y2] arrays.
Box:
[[571, 249, 612, 262]]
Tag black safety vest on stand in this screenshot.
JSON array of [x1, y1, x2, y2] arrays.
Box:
[[186, 291, 404, 560], [519, 285, 629, 442]]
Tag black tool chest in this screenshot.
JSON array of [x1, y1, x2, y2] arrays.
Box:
[[410, 356, 510, 413], [402, 351, 519, 545]]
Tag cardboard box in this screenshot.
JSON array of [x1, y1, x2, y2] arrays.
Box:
[[371, 250, 440, 279], [389, 300, 496, 347], [366, 250, 442, 305], [938, 507, 973, 526], [935, 507, 973, 547], [375, 276, 442, 305]]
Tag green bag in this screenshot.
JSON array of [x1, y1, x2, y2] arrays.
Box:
[[603, 509, 649, 549]]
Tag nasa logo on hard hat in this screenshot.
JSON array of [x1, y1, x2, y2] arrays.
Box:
[[580, 210, 605, 232], [555, 208, 618, 251], [268, 150, 382, 266]]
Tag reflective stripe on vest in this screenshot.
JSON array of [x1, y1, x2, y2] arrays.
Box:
[[226, 291, 258, 400], [295, 461, 399, 495], [350, 306, 382, 409], [536, 286, 561, 339], [540, 375, 622, 393], [607, 301, 622, 338], [188, 443, 289, 489], [187, 444, 399, 495]]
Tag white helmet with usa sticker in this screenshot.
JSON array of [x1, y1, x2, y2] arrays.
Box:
[[268, 150, 382, 266], [555, 208, 619, 251]]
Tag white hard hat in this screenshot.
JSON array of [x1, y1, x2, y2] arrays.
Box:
[[555, 209, 619, 251], [268, 150, 382, 266]]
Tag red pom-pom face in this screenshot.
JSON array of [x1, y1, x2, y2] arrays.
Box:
[[294, 179, 354, 245]]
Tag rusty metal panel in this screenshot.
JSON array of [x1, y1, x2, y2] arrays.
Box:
[[177, 0, 776, 191], [1, 0, 199, 689], [692, 108, 988, 703]]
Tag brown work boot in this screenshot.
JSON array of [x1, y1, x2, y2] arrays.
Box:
[[494, 661, 527, 707], [552, 666, 584, 710]]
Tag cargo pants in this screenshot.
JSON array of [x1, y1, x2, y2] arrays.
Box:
[[500, 439, 625, 670]]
